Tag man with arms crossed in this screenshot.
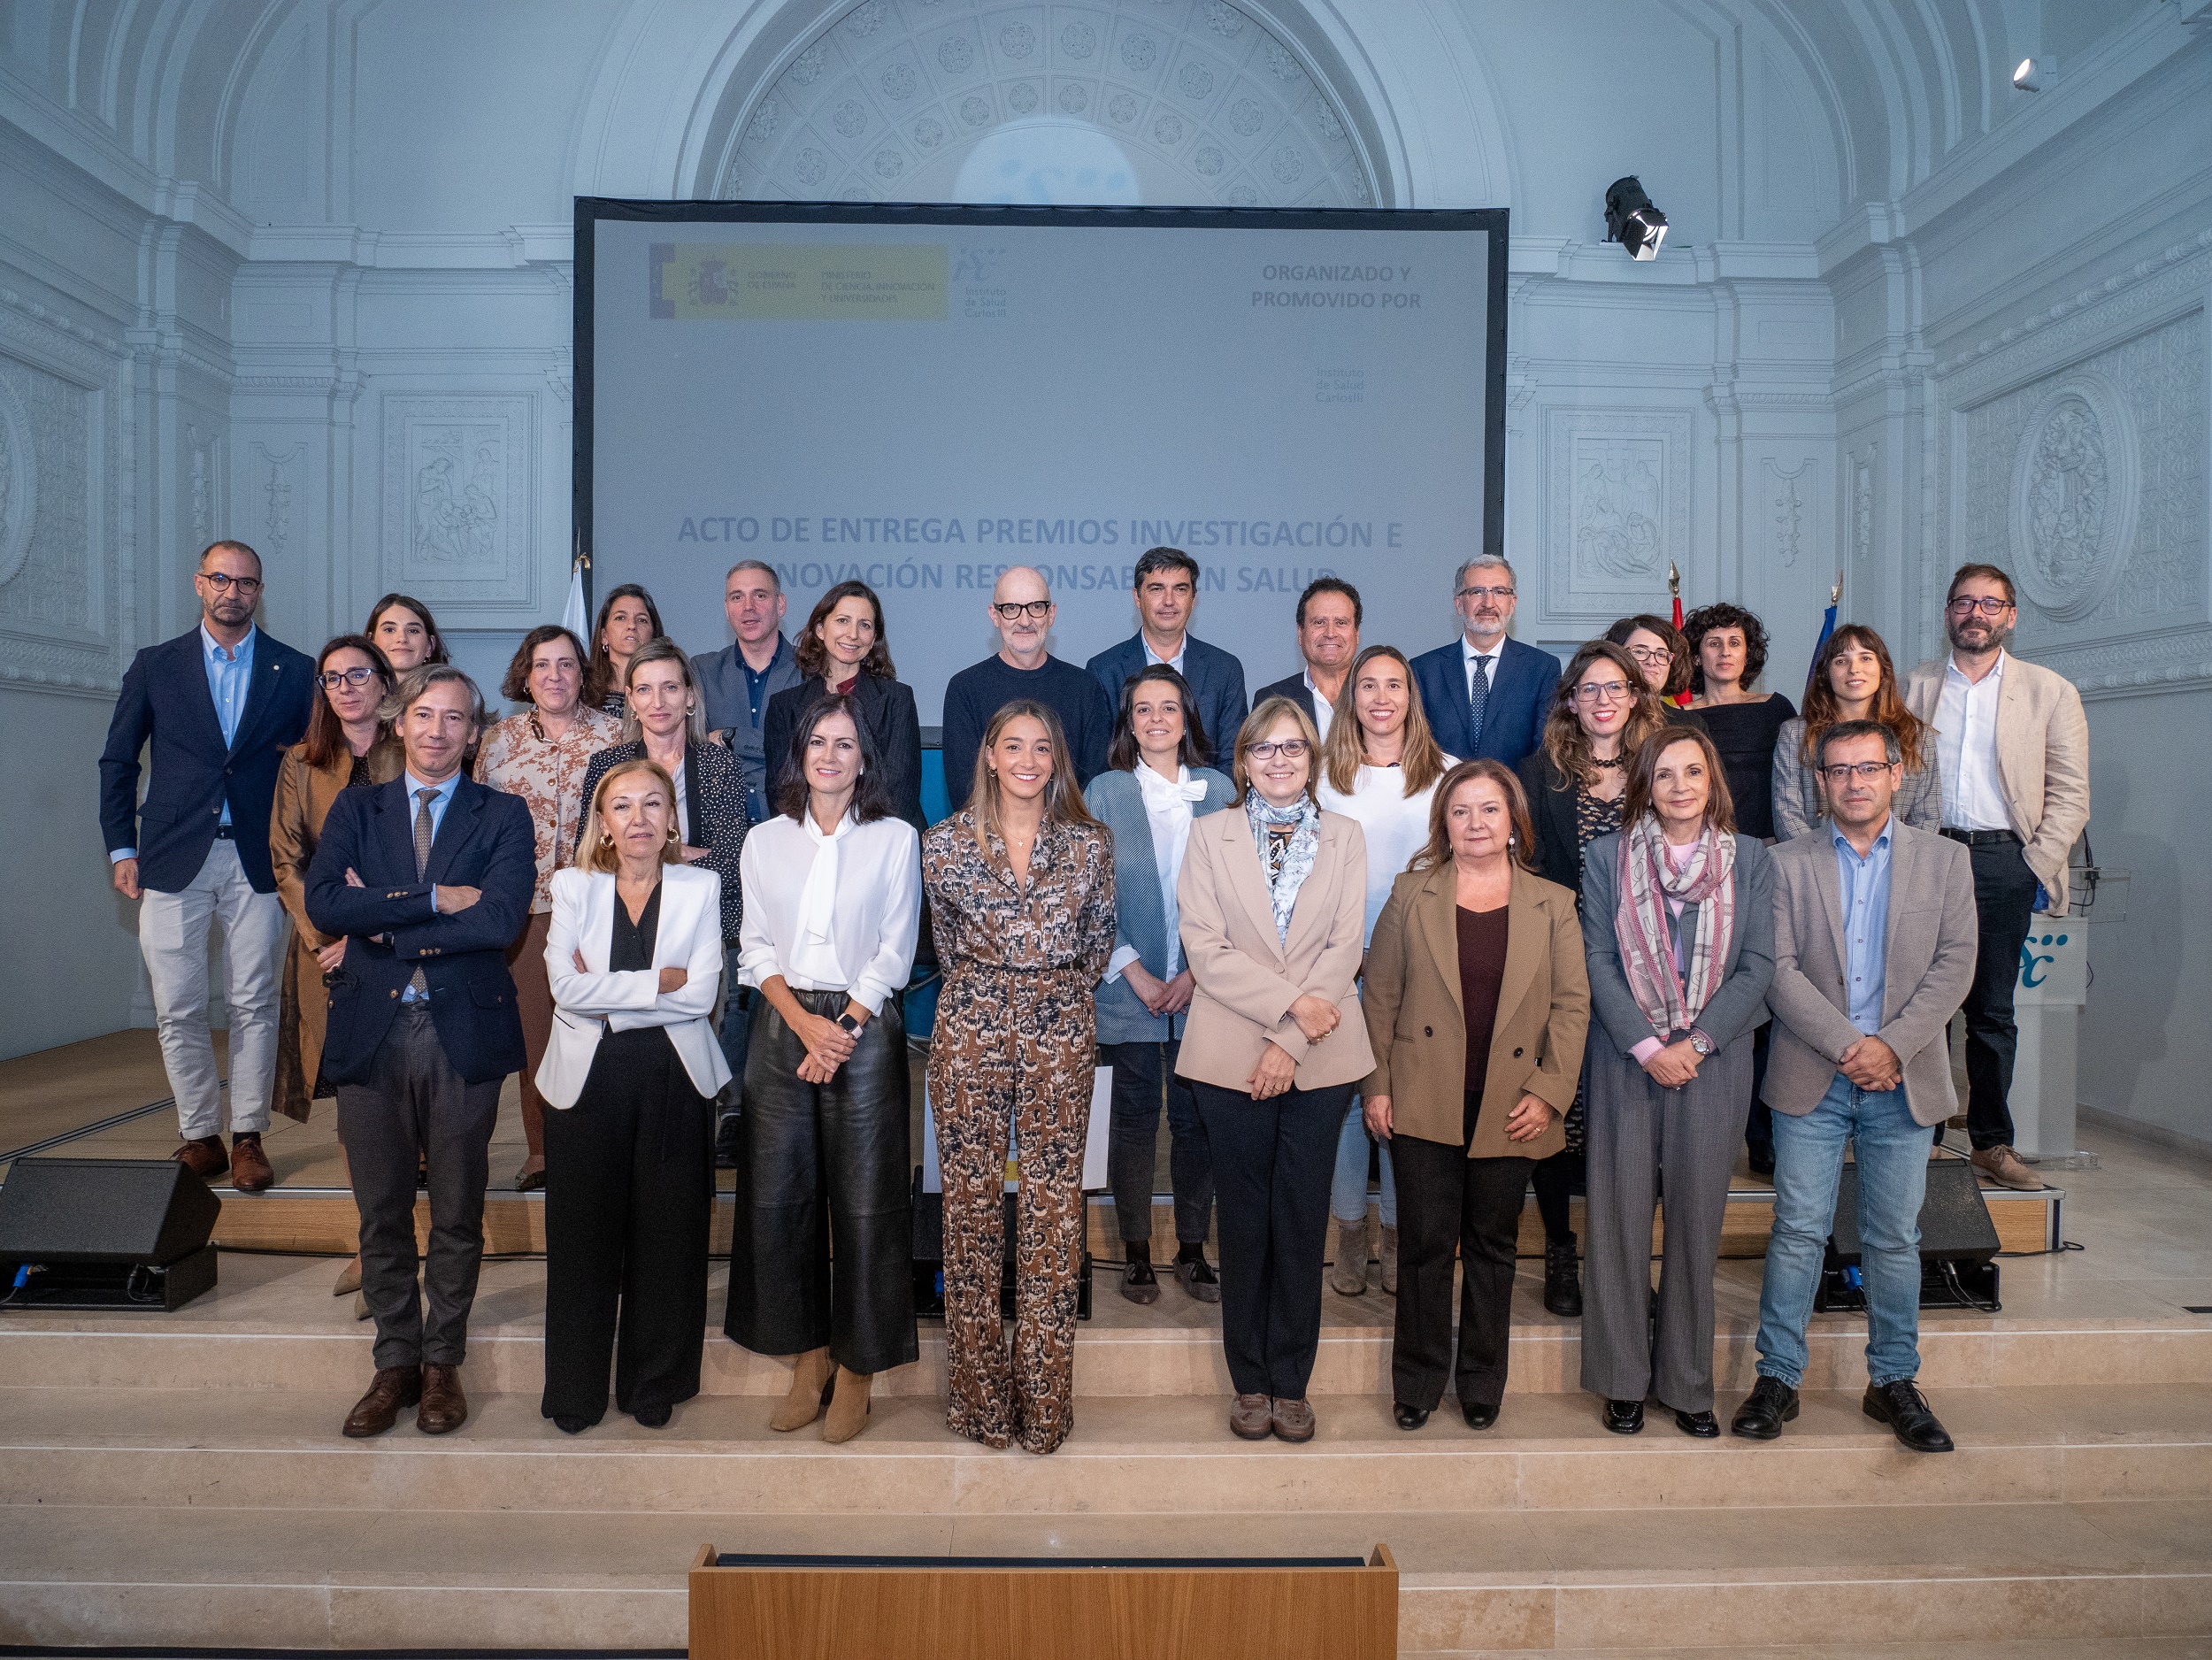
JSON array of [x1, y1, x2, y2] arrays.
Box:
[[1409, 554, 1560, 769], [1902, 563, 2089, 1192], [98, 540, 314, 1192], [941, 565, 1114, 802], [1732, 719, 1977, 1453], [1253, 577, 1361, 746], [307, 666, 535, 1439], [1086, 547, 1248, 766]]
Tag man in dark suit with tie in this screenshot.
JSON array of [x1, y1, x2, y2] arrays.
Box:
[[1086, 548, 1248, 766], [1409, 555, 1561, 767], [307, 665, 535, 1439], [98, 540, 314, 1192], [1252, 577, 1361, 745]]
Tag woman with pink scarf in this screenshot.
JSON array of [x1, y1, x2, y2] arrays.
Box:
[[1578, 726, 1774, 1439]]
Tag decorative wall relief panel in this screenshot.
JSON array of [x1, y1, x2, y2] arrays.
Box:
[[1541, 408, 1692, 619], [1763, 457, 1812, 569], [1850, 448, 1874, 566], [2007, 373, 2139, 622], [0, 351, 108, 689], [380, 396, 534, 608], [254, 442, 303, 561], [0, 371, 35, 588]]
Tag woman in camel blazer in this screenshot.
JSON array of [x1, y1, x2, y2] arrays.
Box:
[[1360, 760, 1590, 1432], [1175, 696, 1373, 1445]]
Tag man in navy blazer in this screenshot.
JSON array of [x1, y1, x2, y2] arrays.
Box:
[[1251, 577, 1362, 747], [97, 540, 313, 1191], [307, 665, 534, 1440], [1409, 555, 1561, 767], [1086, 548, 1248, 767]]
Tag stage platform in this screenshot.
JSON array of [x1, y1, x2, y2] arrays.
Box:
[[2, 1034, 2208, 1656]]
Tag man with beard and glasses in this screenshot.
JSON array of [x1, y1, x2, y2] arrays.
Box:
[[1409, 555, 1560, 771], [1902, 564, 2089, 1192], [941, 565, 1113, 804]]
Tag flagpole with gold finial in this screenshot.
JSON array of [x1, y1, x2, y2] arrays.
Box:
[[1666, 561, 1691, 705]]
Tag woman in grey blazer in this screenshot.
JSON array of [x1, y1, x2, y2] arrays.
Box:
[[1580, 726, 1775, 1439], [1084, 665, 1235, 1304]]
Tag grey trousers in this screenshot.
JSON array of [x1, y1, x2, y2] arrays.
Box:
[[336, 1004, 503, 1371], [1578, 1033, 1751, 1413]]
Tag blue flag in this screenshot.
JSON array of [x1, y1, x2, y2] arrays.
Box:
[[1807, 574, 1840, 688]]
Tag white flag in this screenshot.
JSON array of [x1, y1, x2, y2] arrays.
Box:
[[562, 559, 588, 641]]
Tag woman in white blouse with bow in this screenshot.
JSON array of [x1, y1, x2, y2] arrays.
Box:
[[539, 757, 730, 1435], [724, 696, 922, 1445]]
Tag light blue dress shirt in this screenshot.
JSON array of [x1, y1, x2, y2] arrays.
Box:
[[204, 624, 257, 826], [1832, 815, 1893, 1034], [400, 769, 462, 1000]]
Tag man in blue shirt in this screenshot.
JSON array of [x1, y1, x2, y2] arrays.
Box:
[[97, 540, 313, 1192], [1735, 719, 1978, 1454], [1085, 548, 1248, 766]]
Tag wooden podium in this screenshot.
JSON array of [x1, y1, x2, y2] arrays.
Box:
[[688, 1541, 1399, 1659]]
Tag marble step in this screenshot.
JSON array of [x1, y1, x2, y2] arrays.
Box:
[[2, 1384, 2206, 1519], [0, 1495, 2204, 1653]]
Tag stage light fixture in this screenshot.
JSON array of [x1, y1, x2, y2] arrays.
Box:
[[1604, 175, 1668, 261], [2012, 58, 2041, 90]]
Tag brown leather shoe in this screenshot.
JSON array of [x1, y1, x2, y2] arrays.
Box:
[[417, 1363, 468, 1434], [172, 1136, 227, 1179], [1229, 1393, 1273, 1441], [228, 1133, 274, 1194], [1970, 1145, 2045, 1192], [1271, 1397, 1317, 1443], [342, 1365, 422, 1438]]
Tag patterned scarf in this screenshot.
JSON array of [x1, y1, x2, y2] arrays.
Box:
[[1615, 812, 1737, 1038], [1246, 788, 1319, 944]]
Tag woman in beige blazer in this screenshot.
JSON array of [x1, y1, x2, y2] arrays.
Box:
[[1361, 759, 1590, 1433], [1177, 696, 1373, 1445]]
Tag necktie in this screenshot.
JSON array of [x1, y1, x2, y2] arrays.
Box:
[[1468, 654, 1492, 752], [409, 788, 435, 997]]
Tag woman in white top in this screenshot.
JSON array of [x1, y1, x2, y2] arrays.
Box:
[[1083, 665, 1236, 1306], [1314, 644, 1457, 1299], [725, 696, 923, 1445], [538, 758, 730, 1435]]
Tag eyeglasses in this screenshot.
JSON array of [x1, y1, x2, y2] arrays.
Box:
[[199, 573, 263, 595], [319, 667, 381, 689], [1246, 739, 1311, 761], [1455, 585, 1516, 602], [1575, 680, 1633, 702], [1624, 645, 1672, 665], [1818, 761, 1898, 782], [1947, 595, 2012, 617], [992, 600, 1053, 620]]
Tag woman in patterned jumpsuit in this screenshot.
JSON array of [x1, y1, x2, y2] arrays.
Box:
[[922, 700, 1116, 1455]]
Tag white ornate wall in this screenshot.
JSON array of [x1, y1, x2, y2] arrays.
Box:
[[2, 0, 2208, 1156]]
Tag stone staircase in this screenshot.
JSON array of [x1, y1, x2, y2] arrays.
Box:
[[0, 1251, 2206, 1656]]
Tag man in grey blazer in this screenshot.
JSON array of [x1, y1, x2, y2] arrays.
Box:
[[1732, 719, 1978, 1454]]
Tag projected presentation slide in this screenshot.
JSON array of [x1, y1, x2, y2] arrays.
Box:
[[579, 201, 1508, 719]]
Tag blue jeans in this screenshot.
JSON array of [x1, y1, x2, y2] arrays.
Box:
[[1330, 1100, 1395, 1227], [1755, 1072, 1933, 1389]]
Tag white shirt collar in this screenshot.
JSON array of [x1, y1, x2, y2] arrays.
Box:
[[1142, 635, 1187, 671], [803, 807, 856, 847], [1461, 634, 1502, 665], [1945, 649, 2005, 688]]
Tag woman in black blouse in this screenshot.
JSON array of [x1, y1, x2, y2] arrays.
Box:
[[761, 580, 926, 834], [584, 583, 664, 719]]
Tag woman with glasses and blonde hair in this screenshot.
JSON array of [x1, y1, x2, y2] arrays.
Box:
[[921, 701, 1116, 1456], [1313, 644, 1456, 1299], [1176, 697, 1373, 1445], [1513, 639, 1670, 1317], [1773, 626, 1941, 841], [537, 758, 729, 1434]]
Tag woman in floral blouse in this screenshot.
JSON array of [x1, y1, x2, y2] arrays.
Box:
[[475, 625, 621, 1189]]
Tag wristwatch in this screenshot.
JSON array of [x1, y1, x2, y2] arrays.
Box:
[[1686, 1029, 1715, 1057], [835, 1011, 864, 1035]]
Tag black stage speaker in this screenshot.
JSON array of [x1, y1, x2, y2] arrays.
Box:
[[0, 1157, 221, 1311], [911, 1172, 1092, 1323], [1815, 1157, 2001, 1313]]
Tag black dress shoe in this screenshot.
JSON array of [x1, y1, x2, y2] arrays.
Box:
[[1672, 1407, 1720, 1439], [1462, 1400, 1499, 1431], [1542, 1241, 1583, 1318], [1863, 1379, 1954, 1452], [1731, 1376, 1800, 1440], [1602, 1398, 1644, 1435], [552, 1414, 592, 1435], [1392, 1402, 1430, 1432], [634, 1402, 672, 1429]]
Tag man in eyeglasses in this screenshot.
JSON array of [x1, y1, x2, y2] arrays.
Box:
[[97, 540, 315, 1189], [1737, 718, 1978, 1452], [1409, 554, 1561, 769], [1901, 563, 2090, 1192], [940, 564, 1114, 807]]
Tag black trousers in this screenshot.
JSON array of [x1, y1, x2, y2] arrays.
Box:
[[1961, 836, 2039, 1149], [1104, 1039, 1215, 1247], [541, 1026, 713, 1425], [1744, 1020, 1774, 1162], [1391, 1125, 1532, 1410], [1190, 1077, 1355, 1400], [336, 1004, 502, 1372], [725, 988, 918, 1375]]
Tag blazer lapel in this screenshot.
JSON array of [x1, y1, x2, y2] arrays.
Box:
[[423, 780, 483, 886], [230, 647, 284, 756], [1495, 866, 1544, 1026], [1880, 826, 1921, 1026], [379, 780, 423, 881], [1416, 867, 1463, 1015], [1220, 814, 1288, 965], [175, 634, 228, 755], [1806, 840, 1848, 996], [1992, 654, 2027, 810]]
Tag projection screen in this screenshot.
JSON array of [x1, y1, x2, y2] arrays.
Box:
[[577, 200, 1509, 721]]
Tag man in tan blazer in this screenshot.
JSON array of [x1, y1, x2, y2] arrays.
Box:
[[1902, 562, 2090, 1191], [1735, 719, 1978, 1455]]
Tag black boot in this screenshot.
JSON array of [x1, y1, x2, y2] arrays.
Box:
[[1543, 1237, 1583, 1318]]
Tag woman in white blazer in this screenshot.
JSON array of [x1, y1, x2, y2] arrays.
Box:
[[538, 757, 730, 1434], [724, 696, 922, 1445]]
